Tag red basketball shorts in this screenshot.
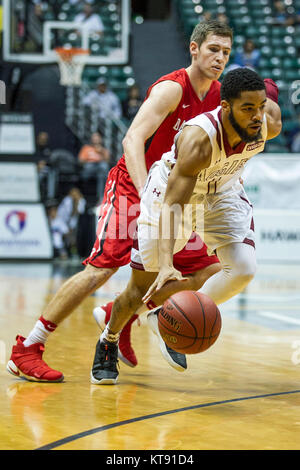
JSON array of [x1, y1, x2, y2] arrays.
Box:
[[83, 165, 220, 273]]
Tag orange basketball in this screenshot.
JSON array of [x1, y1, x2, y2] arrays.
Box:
[[158, 291, 221, 354]]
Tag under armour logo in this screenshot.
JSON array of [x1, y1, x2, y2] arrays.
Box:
[[153, 188, 161, 197]]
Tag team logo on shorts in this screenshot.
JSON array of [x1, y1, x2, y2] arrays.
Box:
[[5, 210, 27, 235], [153, 188, 161, 197]]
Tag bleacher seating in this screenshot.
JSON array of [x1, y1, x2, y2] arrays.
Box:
[[43, 1, 135, 129], [40, 1, 122, 56], [174, 0, 300, 152], [82, 65, 136, 103]]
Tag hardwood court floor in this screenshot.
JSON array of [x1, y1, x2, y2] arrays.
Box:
[[0, 261, 299, 450]]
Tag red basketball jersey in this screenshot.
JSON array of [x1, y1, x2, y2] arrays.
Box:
[[117, 68, 221, 173]]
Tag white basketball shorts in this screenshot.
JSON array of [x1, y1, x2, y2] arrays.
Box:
[[131, 163, 255, 272]]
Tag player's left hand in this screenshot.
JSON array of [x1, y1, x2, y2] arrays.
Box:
[[142, 266, 188, 304]]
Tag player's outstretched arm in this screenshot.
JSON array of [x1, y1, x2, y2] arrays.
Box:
[[143, 126, 211, 303], [122, 80, 183, 197]]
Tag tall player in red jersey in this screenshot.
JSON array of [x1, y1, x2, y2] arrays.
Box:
[[7, 21, 233, 383]]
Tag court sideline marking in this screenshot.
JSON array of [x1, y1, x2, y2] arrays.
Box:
[[35, 389, 300, 450], [258, 311, 300, 326]]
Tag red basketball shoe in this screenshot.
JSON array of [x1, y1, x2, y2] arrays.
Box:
[[93, 302, 138, 367], [7, 335, 64, 382]]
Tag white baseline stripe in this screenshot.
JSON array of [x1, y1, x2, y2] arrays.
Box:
[[258, 311, 300, 326]]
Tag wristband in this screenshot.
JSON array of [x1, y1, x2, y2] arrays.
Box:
[[264, 78, 279, 103]]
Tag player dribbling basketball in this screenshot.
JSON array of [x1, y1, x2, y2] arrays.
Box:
[[90, 67, 282, 385]]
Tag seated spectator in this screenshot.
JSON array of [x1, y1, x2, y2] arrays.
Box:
[[215, 13, 230, 25], [74, 2, 104, 36], [50, 187, 86, 258], [35, 131, 52, 200], [288, 115, 300, 153], [272, 0, 297, 26], [82, 77, 123, 120], [47, 203, 69, 260], [35, 131, 51, 162], [78, 132, 110, 201], [233, 39, 260, 71], [291, 133, 300, 153], [200, 11, 213, 22], [122, 84, 143, 123]]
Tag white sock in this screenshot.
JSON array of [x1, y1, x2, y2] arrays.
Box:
[[23, 316, 57, 347], [100, 324, 120, 343]]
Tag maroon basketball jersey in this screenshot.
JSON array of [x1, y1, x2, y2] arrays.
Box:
[[117, 68, 221, 173]]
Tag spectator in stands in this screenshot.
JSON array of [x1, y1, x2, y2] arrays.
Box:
[[33, 3, 44, 20], [82, 77, 123, 120], [122, 84, 143, 124], [287, 115, 300, 153], [47, 203, 69, 260], [198, 11, 213, 23], [78, 132, 110, 201], [35, 131, 52, 200], [216, 13, 230, 25], [272, 1, 297, 26], [36, 131, 51, 162], [74, 2, 104, 36], [52, 187, 86, 258], [233, 39, 260, 71]]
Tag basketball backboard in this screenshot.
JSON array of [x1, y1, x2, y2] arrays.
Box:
[[3, 0, 130, 65]]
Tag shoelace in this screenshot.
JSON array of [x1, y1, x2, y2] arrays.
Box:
[[101, 342, 118, 367]]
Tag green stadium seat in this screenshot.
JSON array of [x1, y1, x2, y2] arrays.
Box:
[[260, 45, 273, 57], [250, 16, 271, 26], [273, 47, 289, 58], [271, 27, 289, 38], [284, 70, 300, 81], [258, 57, 272, 69], [270, 57, 281, 67], [257, 36, 270, 47], [282, 57, 299, 69], [271, 37, 285, 48], [245, 26, 261, 37]]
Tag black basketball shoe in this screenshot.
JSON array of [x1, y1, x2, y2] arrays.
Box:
[[90, 339, 119, 385], [147, 308, 187, 372]]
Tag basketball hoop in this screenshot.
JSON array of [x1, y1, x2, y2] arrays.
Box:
[[55, 47, 89, 87]]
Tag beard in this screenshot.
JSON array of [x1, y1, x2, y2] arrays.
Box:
[[228, 109, 262, 144]]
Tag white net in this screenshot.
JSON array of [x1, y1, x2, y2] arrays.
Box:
[[55, 48, 89, 87]]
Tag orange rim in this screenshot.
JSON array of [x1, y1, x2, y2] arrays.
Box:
[[54, 47, 89, 61]]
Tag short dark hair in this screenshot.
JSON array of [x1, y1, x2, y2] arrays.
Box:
[[190, 20, 233, 48], [221, 67, 265, 103]]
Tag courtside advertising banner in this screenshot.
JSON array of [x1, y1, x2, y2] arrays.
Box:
[[243, 154, 300, 210], [0, 204, 52, 258], [254, 209, 300, 262], [0, 163, 40, 202], [0, 113, 35, 154]]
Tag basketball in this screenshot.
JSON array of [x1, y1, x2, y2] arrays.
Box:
[[158, 291, 222, 354]]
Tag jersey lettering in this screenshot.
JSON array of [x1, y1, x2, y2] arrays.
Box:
[[160, 106, 267, 194]]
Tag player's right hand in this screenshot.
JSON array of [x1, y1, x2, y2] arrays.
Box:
[[142, 266, 188, 304]]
